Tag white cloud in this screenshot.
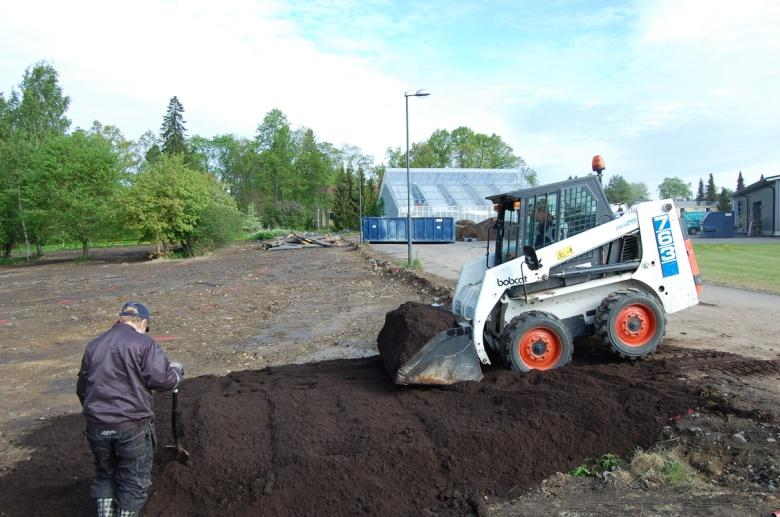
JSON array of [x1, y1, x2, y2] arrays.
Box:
[[1, 0, 778, 194], [641, 0, 780, 49]]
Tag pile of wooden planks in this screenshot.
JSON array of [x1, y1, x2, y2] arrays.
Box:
[[260, 233, 345, 251]]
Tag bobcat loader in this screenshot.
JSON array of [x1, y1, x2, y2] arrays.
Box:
[[383, 171, 703, 385]]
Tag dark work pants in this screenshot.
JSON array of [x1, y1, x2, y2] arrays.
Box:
[[86, 422, 156, 512]]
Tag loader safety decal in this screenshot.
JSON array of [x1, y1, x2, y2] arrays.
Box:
[[556, 245, 573, 261], [652, 214, 679, 277]]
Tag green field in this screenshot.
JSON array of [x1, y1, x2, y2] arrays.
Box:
[[693, 242, 780, 294]]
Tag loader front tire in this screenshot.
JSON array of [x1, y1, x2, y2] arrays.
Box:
[[502, 311, 573, 372], [596, 289, 666, 359]]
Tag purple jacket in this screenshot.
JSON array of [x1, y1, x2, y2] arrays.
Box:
[[77, 322, 179, 428]]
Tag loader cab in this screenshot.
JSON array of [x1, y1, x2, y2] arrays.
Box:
[[489, 176, 614, 266]]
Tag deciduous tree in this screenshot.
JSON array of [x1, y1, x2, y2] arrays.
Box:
[[717, 187, 734, 212], [34, 131, 121, 256], [126, 155, 219, 254], [658, 177, 693, 201], [386, 126, 536, 184], [1, 62, 71, 258], [256, 109, 293, 208], [604, 175, 649, 206]]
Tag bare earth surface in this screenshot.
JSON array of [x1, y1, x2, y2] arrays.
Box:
[[0, 241, 778, 516]]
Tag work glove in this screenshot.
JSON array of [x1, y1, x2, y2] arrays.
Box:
[[170, 361, 184, 378]]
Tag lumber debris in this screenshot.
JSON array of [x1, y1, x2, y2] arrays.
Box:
[[260, 232, 345, 250]]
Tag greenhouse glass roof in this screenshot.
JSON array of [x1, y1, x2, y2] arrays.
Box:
[[379, 168, 530, 222]]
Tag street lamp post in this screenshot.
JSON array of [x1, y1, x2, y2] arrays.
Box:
[[405, 89, 430, 266]]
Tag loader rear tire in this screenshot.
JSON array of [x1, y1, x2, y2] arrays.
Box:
[[596, 289, 666, 359], [502, 311, 573, 372]]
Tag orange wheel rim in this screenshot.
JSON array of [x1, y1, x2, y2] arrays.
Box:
[[615, 304, 657, 346], [518, 328, 562, 370]]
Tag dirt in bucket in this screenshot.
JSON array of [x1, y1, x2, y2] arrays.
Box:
[[376, 302, 460, 378]]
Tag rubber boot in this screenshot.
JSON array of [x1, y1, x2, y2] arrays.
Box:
[[97, 498, 116, 517], [117, 509, 138, 517]]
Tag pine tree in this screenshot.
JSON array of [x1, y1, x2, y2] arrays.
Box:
[[160, 96, 187, 156], [705, 174, 716, 202], [696, 178, 704, 201], [736, 171, 745, 192]]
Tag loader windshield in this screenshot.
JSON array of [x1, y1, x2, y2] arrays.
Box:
[[491, 176, 612, 266]]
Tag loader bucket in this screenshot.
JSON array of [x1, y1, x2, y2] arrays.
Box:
[[377, 302, 483, 385], [393, 326, 483, 385]]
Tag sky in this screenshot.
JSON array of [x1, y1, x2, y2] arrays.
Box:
[[2, 0, 778, 197]]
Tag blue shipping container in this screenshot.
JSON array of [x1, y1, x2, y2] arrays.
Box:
[[362, 217, 455, 243], [700, 212, 735, 238]]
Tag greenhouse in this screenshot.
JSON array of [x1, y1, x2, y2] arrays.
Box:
[[379, 168, 531, 223]]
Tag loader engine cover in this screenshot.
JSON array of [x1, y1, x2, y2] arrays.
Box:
[[377, 302, 483, 385]]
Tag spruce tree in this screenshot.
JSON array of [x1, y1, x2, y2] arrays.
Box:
[[736, 171, 745, 192], [696, 178, 704, 201], [705, 174, 716, 201], [160, 96, 187, 155], [332, 167, 357, 230]]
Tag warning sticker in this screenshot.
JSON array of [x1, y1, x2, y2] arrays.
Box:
[[556, 245, 574, 261]]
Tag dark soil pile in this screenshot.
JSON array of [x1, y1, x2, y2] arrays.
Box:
[[377, 302, 459, 378], [455, 218, 496, 241], [456, 220, 479, 241], [0, 351, 703, 517]]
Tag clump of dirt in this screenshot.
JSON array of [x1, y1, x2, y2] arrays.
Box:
[[376, 302, 459, 378], [0, 353, 700, 517]]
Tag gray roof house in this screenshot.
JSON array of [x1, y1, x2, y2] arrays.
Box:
[[732, 175, 780, 236]]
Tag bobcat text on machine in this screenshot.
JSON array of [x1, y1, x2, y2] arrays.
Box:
[[385, 161, 703, 385]]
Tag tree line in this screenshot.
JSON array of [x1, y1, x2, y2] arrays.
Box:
[[2, 62, 540, 260], [601, 171, 761, 212], [0, 62, 386, 259], [386, 127, 538, 185]]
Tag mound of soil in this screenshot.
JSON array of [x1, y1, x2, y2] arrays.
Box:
[[455, 218, 496, 241], [0, 352, 701, 517], [376, 302, 459, 378], [455, 220, 479, 241]]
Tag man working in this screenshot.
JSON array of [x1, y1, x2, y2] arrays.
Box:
[[77, 302, 183, 517], [533, 205, 556, 248]]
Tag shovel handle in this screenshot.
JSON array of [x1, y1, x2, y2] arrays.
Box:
[[171, 388, 179, 440]]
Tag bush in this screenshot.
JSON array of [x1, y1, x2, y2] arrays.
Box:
[[265, 202, 309, 230], [183, 203, 242, 256], [242, 203, 262, 234], [255, 228, 291, 241]]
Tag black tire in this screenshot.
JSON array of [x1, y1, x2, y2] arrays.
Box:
[[596, 289, 666, 359], [501, 311, 573, 372]]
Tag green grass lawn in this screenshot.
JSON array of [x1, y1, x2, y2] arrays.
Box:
[[693, 242, 780, 294]]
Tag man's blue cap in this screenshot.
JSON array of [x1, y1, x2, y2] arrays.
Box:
[[119, 302, 151, 321]]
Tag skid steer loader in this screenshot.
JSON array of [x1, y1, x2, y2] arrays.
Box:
[[383, 170, 703, 385]]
